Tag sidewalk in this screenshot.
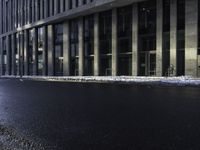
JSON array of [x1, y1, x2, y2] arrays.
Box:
[[1, 75, 200, 86]]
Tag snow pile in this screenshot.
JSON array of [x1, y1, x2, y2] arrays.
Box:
[[2, 75, 200, 86]]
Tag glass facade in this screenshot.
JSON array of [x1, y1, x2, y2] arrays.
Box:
[[38, 27, 44, 75], [177, 0, 185, 76], [84, 15, 94, 76], [54, 24, 63, 76], [99, 11, 112, 76], [0, 0, 199, 77], [2, 37, 6, 75], [117, 6, 132, 76], [163, 0, 170, 76], [28, 29, 34, 75], [138, 0, 156, 76], [69, 20, 79, 76]]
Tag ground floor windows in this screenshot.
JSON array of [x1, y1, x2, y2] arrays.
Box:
[[70, 20, 79, 76], [139, 52, 156, 76], [38, 28, 45, 76], [2, 37, 7, 75], [84, 15, 94, 76], [1, 1, 200, 77], [118, 55, 132, 76], [54, 24, 63, 76], [28, 30, 34, 75], [100, 56, 112, 76]]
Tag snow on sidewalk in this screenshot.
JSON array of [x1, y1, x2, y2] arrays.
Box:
[[1, 75, 200, 86]]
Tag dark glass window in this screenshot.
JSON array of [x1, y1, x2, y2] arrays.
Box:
[[54, 24, 63, 76], [70, 20, 79, 76], [2, 37, 7, 75], [138, 0, 156, 52], [28, 30, 34, 75], [99, 11, 112, 54], [84, 15, 94, 75], [117, 6, 132, 53], [117, 6, 132, 76], [37, 28, 44, 75], [163, 0, 170, 75], [138, 0, 157, 76], [177, 0, 185, 76], [99, 10, 112, 76]]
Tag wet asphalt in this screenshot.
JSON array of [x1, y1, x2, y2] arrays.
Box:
[[0, 79, 200, 150]]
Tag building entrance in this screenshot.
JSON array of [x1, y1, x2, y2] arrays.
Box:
[[139, 51, 156, 76]]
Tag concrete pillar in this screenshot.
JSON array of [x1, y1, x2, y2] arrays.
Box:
[[32, 0, 35, 22], [32, 28, 38, 76], [94, 13, 100, 76], [42, 26, 47, 76], [44, 0, 48, 18], [132, 3, 138, 76], [63, 21, 70, 76], [27, 0, 30, 24], [170, 0, 177, 76], [54, 0, 58, 14], [40, 0, 44, 19], [48, 25, 54, 76], [156, 0, 163, 76], [112, 8, 118, 76], [72, 0, 76, 9], [35, 0, 38, 21], [60, 0, 64, 12], [11, 34, 16, 75], [78, 17, 84, 76], [24, 30, 29, 75], [65, 0, 69, 11], [78, 0, 82, 6], [185, 0, 198, 77], [6, 36, 11, 75], [49, 0, 53, 16]]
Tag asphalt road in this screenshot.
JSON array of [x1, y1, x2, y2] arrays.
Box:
[[0, 79, 200, 150]]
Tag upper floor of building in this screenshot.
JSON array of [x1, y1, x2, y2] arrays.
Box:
[[0, 0, 143, 35]]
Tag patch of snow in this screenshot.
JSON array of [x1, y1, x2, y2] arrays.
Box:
[[1, 75, 200, 86]]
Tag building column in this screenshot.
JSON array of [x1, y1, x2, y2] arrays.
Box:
[[32, 0, 35, 22], [185, 0, 198, 77], [24, 30, 29, 75], [54, 0, 58, 14], [11, 34, 16, 75], [44, 0, 48, 18], [79, 0, 82, 6], [6, 36, 11, 75], [156, 0, 163, 76], [78, 17, 84, 76], [72, 0, 76, 9], [65, 0, 69, 11], [132, 3, 138, 76], [112, 8, 118, 76], [49, 0, 54, 16], [170, 0, 177, 76], [42, 26, 48, 76], [32, 28, 38, 76], [40, 0, 44, 19], [63, 21, 70, 76], [60, 0, 64, 12], [48, 25, 54, 76], [94, 13, 100, 76]]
